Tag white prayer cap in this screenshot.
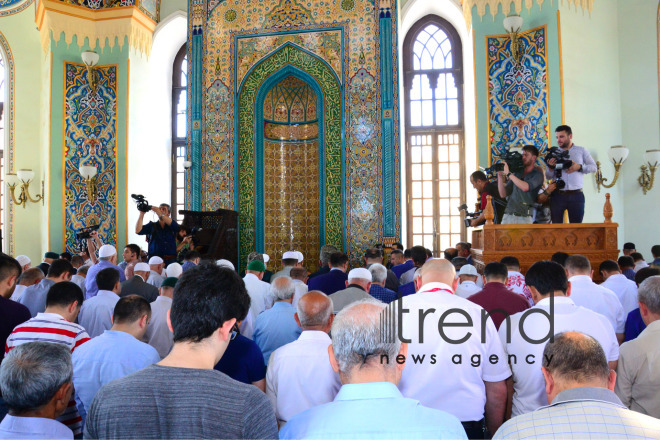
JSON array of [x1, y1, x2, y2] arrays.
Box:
[[458, 264, 478, 276], [98, 245, 117, 258], [15, 255, 30, 267], [166, 262, 183, 278], [348, 267, 372, 282], [282, 251, 297, 260], [134, 262, 150, 273], [148, 256, 164, 265], [262, 253, 270, 264], [216, 259, 235, 270], [294, 251, 304, 263]]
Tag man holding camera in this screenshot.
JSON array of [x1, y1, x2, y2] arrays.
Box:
[[497, 145, 544, 225], [135, 204, 180, 265], [546, 125, 597, 223], [469, 171, 505, 225]]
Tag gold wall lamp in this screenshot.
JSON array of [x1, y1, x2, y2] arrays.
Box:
[[503, 14, 524, 64], [6, 169, 44, 208], [639, 149, 660, 194], [81, 50, 100, 94], [79, 164, 99, 203], [595, 145, 628, 192]]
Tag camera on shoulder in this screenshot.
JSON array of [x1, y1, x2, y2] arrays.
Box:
[[543, 147, 573, 189], [483, 145, 525, 179], [131, 194, 152, 213]]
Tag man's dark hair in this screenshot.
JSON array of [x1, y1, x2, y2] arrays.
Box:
[[125, 244, 141, 257], [617, 256, 634, 270], [565, 255, 591, 273], [159, 203, 171, 212], [599, 260, 620, 274], [392, 242, 404, 251], [623, 242, 636, 251], [652, 245, 660, 258], [71, 255, 84, 267], [185, 250, 201, 261], [471, 170, 488, 182], [443, 248, 458, 261], [96, 268, 120, 291], [170, 263, 250, 343], [0, 255, 21, 283], [282, 258, 298, 266], [411, 246, 428, 266], [59, 252, 72, 262], [290, 267, 307, 280], [542, 332, 609, 383], [525, 261, 568, 296], [555, 125, 573, 136], [500, 256, 520, 270], [47, 259, 74, 278], [425, 248, 433, 259], [113, 295, 151, 325], [390, 249, 403, 257], [522, 145, 539, 157], [456, 242, 469, 252], [635, 267, 660, 287], [551, 252, 569, 267], [630, 252, 644, 262], [45, 282, 84, 309], [364, 248, 383, 261], [18, 268, 44, 285], [451, 257, 468, 270], [484, 262, 508, 281], [403, 249, 411, 259], [329, 252, 349, 268]]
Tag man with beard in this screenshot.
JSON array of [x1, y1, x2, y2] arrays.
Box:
[[497, 145, 544, 225]]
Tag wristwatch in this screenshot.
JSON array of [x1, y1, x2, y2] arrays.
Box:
[[506, 172, 512, 178], [578, 165, 583, 172]]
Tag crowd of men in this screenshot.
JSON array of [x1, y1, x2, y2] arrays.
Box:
[[1, 235, 660, 439]]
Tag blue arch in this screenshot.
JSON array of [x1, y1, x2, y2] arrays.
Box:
[[253, 66, 327, 252]]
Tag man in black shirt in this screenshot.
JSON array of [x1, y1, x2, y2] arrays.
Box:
[[136, 203, 180, 265], [469, 171, 505, 225]]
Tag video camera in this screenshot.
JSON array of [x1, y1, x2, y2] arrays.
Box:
[[458, 203, 482, 228], [483, 146, 525, 180], [543, 147, 573, 190], [131, 194, 152, 213], [76, 224, 100, 240]]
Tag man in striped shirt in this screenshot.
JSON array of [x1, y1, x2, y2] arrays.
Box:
[[5, 281, 89, 437]]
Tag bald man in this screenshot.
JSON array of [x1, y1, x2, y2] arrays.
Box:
[[266, 291, 341, 425], [396, 259, 510, 439]]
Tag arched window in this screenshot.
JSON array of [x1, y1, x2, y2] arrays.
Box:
[[171, 43, 187, 223], [403, 15, 465, 255], [0, 51, 5, 240]]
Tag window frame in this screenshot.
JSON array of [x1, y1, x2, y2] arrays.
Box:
[[171, 43, 187, 223]]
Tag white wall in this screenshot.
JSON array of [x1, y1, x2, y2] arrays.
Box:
[[126, 11, 187, 248]]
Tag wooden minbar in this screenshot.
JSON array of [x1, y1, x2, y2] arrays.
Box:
[[470, 194, 619, 282]]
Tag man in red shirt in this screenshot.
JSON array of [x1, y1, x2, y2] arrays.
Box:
[[470, 171, 506, 225], [467, 262, 530, 329]]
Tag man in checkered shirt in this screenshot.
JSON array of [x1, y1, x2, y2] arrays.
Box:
[[494, 332, 660, 439]]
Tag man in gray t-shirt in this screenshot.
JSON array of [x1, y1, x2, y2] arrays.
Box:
[[83, 263, 278, 439], [497, 145, 544, 225]]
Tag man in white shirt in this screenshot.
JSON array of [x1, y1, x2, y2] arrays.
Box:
[[566, 255, 625, 343], [289, 267, 308, 309], [454, 265, 481, 299], [145, 277, 177, 358], [243, 260, 272, 318], [600, 259, 639, 315], [78, 268, 121, 338], [499, 260, 620, 418], [146, 257, 165, 288], [10, 267, 43, 302], [632, 252, 649, 272], [266, 291, 340, 425], [397, 259, 510, 438], [501, 256, 533, 305]]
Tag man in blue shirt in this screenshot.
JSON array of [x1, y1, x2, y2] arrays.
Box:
[[135, 203, 180, 265], [0, 342, 75, 439], [280, 301, 466, 439], [651, 245, 660, 267], [84, 245, 126, 299], [72, 295, 159, 425], [253, 276, 301, 364], [78, 268, 121, 338], [18, 259, 74, 317]]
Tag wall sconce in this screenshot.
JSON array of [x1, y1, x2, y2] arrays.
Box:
[[595, 145, 629, 192], [6, 169, 44, 208], [639, 149, 660, 194], [81, 50, 100, 94], [183, 161, 192, 170], [503, 14, 524, 64], [79, 164, 98, 203]]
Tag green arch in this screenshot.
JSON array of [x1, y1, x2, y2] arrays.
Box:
[[237, 44, 343, 270]]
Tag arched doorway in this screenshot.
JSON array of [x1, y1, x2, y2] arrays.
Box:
[[237, 44, 343, 273]]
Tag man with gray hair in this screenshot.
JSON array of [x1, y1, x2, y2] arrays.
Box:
[[253, 277, 302, 364], [368, 263, 397, 303], [0, 342, 75, 439], [495, 332, 660, 439], [616, 276, 660, 418], [309, 245, 338, 280], [266, 291, 340, 425], [280, 301, 466, 439], [331, 268, 380, 314]]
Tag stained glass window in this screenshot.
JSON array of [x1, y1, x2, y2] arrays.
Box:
[[404, 16, 465, 255], [172, 44, 187, 223]]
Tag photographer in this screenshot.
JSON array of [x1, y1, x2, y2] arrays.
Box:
[[497, 145, 544, 224], [135, 203, 180, 265], [546, 125, 597, 223], [469, 171, 505, 225]]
